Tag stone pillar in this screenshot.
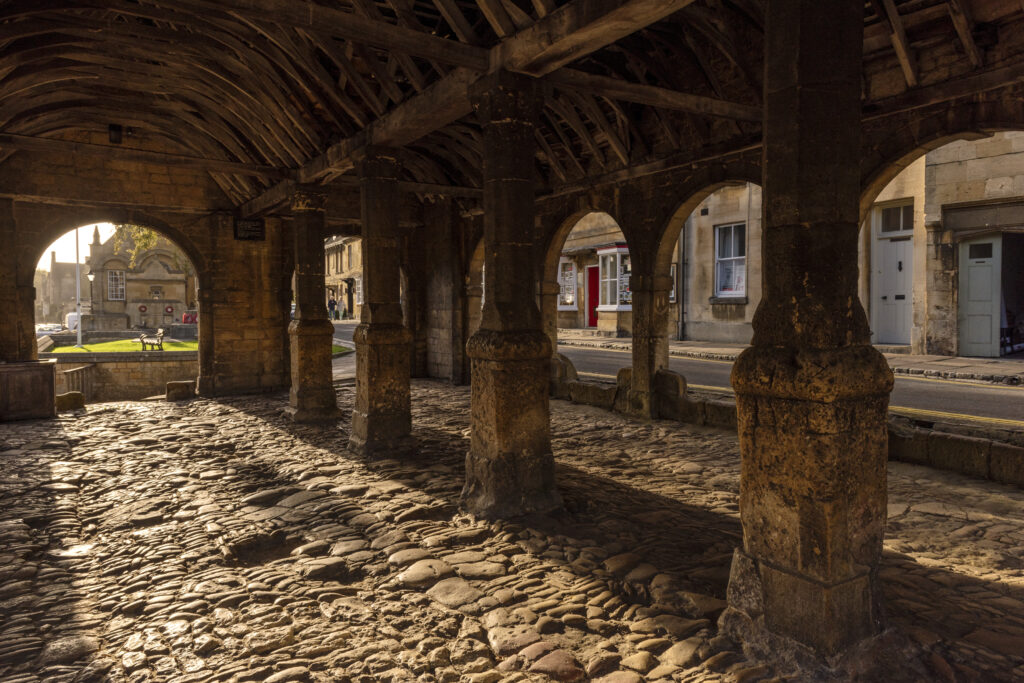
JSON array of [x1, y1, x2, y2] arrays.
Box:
[[196, 286, 215, 396], [0, 200, 35, 363], [538, 279, 560, 356], [348, 148, 414, 456], [285, 187, 340, 422], [462, 71, 562, 518], [628, 269, 671, 418], [723, 0, 894, 657]]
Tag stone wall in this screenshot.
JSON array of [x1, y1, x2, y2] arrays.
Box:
[[682, 183, 761, 343], [924, 132, 1024, 355], [0, 133, 291, 398], [860, 157, 928, 351], [44, 351, 198, 401]]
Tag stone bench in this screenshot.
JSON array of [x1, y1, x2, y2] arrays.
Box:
[[139, 329, 165, 351]]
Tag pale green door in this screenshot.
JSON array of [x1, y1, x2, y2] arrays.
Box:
[[958, 236, 1002, 357]]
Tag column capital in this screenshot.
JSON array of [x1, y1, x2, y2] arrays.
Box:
[[354, 145, 401, 180], [290, 185, 327, 213], [470, 70, 539, 125]]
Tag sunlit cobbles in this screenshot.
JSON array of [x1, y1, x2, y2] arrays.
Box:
[[0, 385, 1022, 681]]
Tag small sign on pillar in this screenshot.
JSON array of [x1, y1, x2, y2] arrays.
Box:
[[233, 217, 265, 241]]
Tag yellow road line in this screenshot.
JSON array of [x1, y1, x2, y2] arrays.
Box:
[[563, 345, 1024, 390], [576, 371, 617, 380], [888, 406, 1024, 428], [559, 345, 734, 364], [575, 374, 1024, 428], [896, 374, 1024, 391]]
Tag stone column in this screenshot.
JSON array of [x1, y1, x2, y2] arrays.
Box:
[[462, 71, 562, 518], [196, 286, 215, 396], [348, 147, 414, 456], [0, 200, 35, 363], [723, 0, 894, 657], [538, 279, 560, 356], [628, 268, 671, 418], [285, 187, 340, 422]]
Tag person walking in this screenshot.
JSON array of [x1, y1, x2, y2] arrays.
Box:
[[327, 297, 337, 320]]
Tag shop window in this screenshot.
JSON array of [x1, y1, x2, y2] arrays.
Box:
[[880, 203, 914, 234], [597, 247, 631, 310], [558, 259, 576, 309], [715, 223, 745, 297], [354, 276, 364, 305], [107, 270, 125, 301]]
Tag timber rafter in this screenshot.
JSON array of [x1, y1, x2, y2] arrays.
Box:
[[0, 0, 1019, 213]]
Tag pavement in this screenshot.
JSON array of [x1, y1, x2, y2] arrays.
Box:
[[1, 384, 1021, 681], [556, 330, 1024, 386]]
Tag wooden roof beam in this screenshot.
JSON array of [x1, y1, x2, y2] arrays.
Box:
[[0, 133, 288, 179], [496, 0, 697, 76], [239, 0, 702, 216], [947, 0, 983, 68], [177, 0, 490, 70], [873, 0, 919, 87], [546, 69, 761, 122]]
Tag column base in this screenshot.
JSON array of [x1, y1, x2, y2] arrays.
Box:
[[720, 550, 931, 678], [729, 344, 893, 656], [722, 548, 879, 657], [288, 318, 339, 422], [349, 323, 414, 457], [461, 329, 562, 519], [284, 404, 344, 424], [196, 375, 215, 398]]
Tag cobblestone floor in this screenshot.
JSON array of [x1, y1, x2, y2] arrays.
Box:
[[1, 382, 1022, 682]]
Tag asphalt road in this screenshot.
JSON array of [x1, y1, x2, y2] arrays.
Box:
[[558, 346, 1024, 428], [333, 322, 1024, 428]]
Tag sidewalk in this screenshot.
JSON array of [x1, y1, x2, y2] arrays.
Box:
[[556, 329, 1024, 385]]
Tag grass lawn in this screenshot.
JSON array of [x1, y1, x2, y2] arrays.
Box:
[[52, 339, 199, 353], [53, 340, 349, 354]]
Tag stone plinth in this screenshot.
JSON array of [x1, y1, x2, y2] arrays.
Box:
[[0, 359, 56, 421], [461, 329, 561, 518], [349, 322, 414, 456], [285, 318, 340, 423], [726, 345, 893, 654]]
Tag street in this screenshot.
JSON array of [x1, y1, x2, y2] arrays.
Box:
[[559, 346, 1024, 428], [334, 322, 1024, 428]]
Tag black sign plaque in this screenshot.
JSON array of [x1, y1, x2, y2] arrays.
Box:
[[234, 218, 265, 241]]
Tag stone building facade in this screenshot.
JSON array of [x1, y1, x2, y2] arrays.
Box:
[[324, 234, 361, 319], [33, 251, 88, 325], [85, 227, 196, 330], [554, 212, 633, 336], [862, 131, 1024, 357], [549, 142, 1023, 358]]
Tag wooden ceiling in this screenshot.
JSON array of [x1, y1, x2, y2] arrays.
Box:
[[0, 0, 1016, 215]]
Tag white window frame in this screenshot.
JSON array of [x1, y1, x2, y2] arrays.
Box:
[[107, 270, 125, 301], [354, 275, 364, 305], [878, 201, 914, 237], [714, 223, 746, 298], [669, 263, 677, 304], [557, 258, 577, 310], [596, 246, 632, 311]]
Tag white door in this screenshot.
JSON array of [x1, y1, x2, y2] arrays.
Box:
[[875, 236, 913, 344], [959, 237, 1002, 357]]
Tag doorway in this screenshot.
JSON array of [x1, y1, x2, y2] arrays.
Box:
[[959, 237, 1001, 357], [587, 266, 599, 327], [874, 235, 913, 344]]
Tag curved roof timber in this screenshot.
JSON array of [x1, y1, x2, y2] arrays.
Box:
[[0, 0, 1016, 214]]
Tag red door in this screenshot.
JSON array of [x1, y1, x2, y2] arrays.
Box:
[[587, 266, 600, 327]]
